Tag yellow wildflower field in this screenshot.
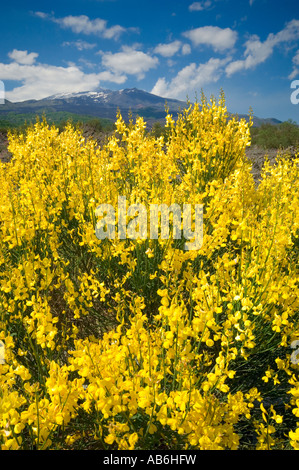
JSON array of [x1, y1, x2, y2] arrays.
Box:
[[0, 92, 298, 450]]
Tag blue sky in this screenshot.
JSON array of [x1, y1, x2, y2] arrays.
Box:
[[1, 0, 299, 122]]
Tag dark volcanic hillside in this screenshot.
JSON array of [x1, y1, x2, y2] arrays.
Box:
[[0, 88, 186, 124], [0, 87, 282, 127]]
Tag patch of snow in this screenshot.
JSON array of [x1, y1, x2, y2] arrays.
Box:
[[45, 90, 111, 100]]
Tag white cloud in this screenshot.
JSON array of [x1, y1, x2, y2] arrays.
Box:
[[167, 59, 176, 68], [226, 34, 274, 75], [60, 15, 125, 39], [101, 47, 159, 80], [153, 41, 191, 57], [151, 57, 230, 99], [97, 70, 127, 84], [225, 60, 245, 76], [181, 44, 191, 55], [8, 49, 39, 65], [34, 11, 49, 19], [289, 49, 299, 79], [188, 1, 212, 11], [62, 40, 97, 51], [0, 60, 127, 102], [78, 58, 97, 69], [153, 41, 182, 57], [226, 19, 299, 76], [275, 19, 299, 43], [35, 12, 131, 40], [183, 26, 237, 52], [292, 50, 299, 66]]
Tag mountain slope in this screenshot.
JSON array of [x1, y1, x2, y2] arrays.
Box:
[[0, 87, 282, 127], [0, 88, 186, 124]]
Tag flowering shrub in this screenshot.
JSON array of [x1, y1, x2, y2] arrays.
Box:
[[0, 92, 298, 450]]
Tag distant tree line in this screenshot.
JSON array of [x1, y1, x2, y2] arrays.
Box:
[[0, 112, 115, 134], [1, 113, 299, 150], [250, 120, 299, 149]]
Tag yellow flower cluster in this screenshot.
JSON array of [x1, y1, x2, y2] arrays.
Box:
[[0, 92, 298, 450]]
